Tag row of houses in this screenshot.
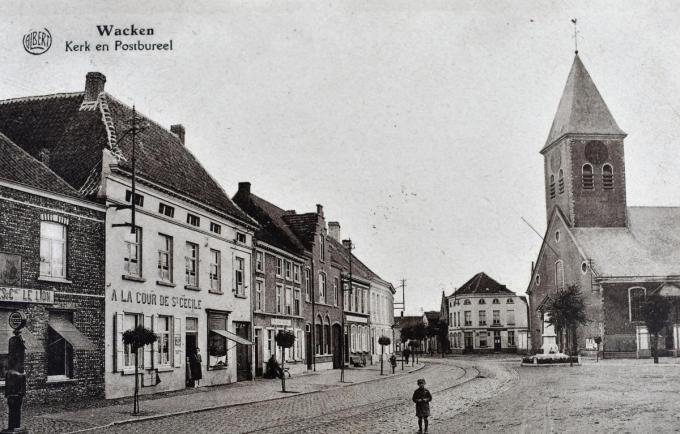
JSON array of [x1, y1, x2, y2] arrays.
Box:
[[0, 72, 395, 402]]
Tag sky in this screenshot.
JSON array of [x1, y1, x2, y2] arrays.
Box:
[[2, 1, 680, 315]]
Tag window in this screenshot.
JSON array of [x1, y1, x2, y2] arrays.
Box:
[[234, 257, 245, 296], [255, 280, 263, 311], [549, 174, 556, 199], [319, 274, 327, 303], [47, 311, 74, 378], [582, 261, 588, 274], [276, 258, 283, 277], [40, 221, 67, 278], [319, 235, 326, 262], [304, 268, 311, 301], [478, 298, 486, 305], [629, 287, 646, 322], [125, 190, 144, 207], [255, 251, 264, 272], [324, 320, 331, 354], [208, 313, 228, 369], [334, 278, 340, 306], [158, 234, 173, 282], [493, 310, 500, 325], [555, 260, 564, 290], [555, 230, 561, 242], [210, 222, 221, 234], [464, 311, 471, 326], [285, 287, 293, 315], [508, 330, 516, 346], [582, 164, 594, 189], [185, 242, 198, 287], [209, 249, 221, 292], [123, 313, 143, 368], [236, 232, 246, 243], [558, 169, 564, 194], [293, 264, 300, 283], [479, 331, 488, 347], [276, 285, 283, 314], [478, 311, 486, 326], [294, 289, 301, 315], [187, 213, 200, 227], [124, 227, 142, 278], [506, 298, 514, 304], [156, 316, 172, 366], [315, 320, 323, 355], [492, 298, 500, 304], [463, 299, 471, 305], [507, 310, 515, 325], [535, 274, 541, 286], [603, 164, 614, 189], [158, 203, 175, 218], [285, 261, 292, 280]]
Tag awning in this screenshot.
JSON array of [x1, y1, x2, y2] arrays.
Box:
[[0, 328, 43, 353], [210, 328, 253, 345], [49, 318, 95, 351]]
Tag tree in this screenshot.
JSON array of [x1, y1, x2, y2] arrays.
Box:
[[545, 285, 588, 366], [378, 336, 391, 375], [641, 294, 671, 364], [275, 330, 295, 392], [122, 325, 158, 414]]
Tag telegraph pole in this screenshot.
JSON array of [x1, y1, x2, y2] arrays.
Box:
[[112, 106, 144, 234], [340, 238, 354, 383]]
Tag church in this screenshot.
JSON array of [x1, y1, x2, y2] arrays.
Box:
[[527, 54, 680, 358]]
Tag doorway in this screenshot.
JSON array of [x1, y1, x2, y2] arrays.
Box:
[[254, 328, 263, 377], [234, 322, 252, 381], [332, 324, 342, 369], [494, 331, 501, 352], [185, 333, 197, 387], [464, 332, 473, 352]]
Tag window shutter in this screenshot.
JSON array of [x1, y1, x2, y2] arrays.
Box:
[[144, 314, 153, 369], [152, 314, 159, 368], [115, 312, 124, 372], [174, 316, 183, 368], [231, 252, 235, 292]]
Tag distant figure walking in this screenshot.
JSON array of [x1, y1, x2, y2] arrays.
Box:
[[264, 355, 283, 379], [412, 378, 432, 433], [403, 347, 411, 365], [389, 354, 397, 374], [188, 347, 203, 387]]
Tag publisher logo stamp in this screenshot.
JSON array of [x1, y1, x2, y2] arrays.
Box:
[[23, 28, 52, 55]]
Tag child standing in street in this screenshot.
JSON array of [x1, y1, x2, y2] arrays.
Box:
[[412, 378, 432, 433]]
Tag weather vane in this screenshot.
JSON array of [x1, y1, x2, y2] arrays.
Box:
[[571, 18, 579, 54]]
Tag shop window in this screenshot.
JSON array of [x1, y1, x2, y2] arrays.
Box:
[[234, 257, 245, 296], [158, 234, 173, 282], [209, 249, 221, 292], [124, 313, 143, 369], [479, 332, 488, 347], [508, 331, 516, 346], [185, 242, 198, 287], [40, 221, 67, 278], [156, 316, 172, 366], [208, 313, 228, 369], [47, 311, 74, 379]]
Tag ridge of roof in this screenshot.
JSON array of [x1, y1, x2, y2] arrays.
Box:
[[0, 92, 83, 106], [452, 272, 515, 296], [543, 54, 625, 151]]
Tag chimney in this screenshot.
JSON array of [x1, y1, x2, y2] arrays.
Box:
[[284, 210, 296, 215], [342, 239, 352, 250], [171, 124, 186, 145], [316, 204, 324, 217], [84, 72, 106, 101], [328, 222, 341, 241], [238, 182, 251, 195]]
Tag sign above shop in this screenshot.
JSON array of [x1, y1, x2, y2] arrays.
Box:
[[0, 287, 54, 305], [8, 311, 26, 330], [111, 289, 202, 310], [345, 315, 368, 324], [271, 318, 292, 327]]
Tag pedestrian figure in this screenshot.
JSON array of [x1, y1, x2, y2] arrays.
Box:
[[403, 347, 411, 366], [412, 378, 432, 433], [188, 347, 203, 387], [389, 354, 397, 374], [264, 355, 283, 379]]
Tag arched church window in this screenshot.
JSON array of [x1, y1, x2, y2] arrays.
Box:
[[555, 260, 564, 290], [582, 164, 594, 189], [558, 169, 564, 194], [463, 299, 471, 305], [549, 175, 556, 199], [602, 164, 614, 190], [628, 287, 646, 322]]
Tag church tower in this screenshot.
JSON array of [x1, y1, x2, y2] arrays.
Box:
[[542, 54, 628, 227]]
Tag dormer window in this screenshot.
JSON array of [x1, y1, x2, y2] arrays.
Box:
[[506, 298, 514, 304], [463, 299, 471, 305], [492, 298, 500, 304], [478, 298, 486, 305], [582, 164, 594, 189], [602, 164, 614, 189]]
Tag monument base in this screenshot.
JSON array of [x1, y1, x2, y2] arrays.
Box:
[[541, 335, 559, 354]]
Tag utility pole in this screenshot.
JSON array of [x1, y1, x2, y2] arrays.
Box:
[[112, 106, 145, 234], [340, 238, 354, 383], [393, 279, 406, 316]]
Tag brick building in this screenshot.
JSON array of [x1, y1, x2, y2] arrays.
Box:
[[0, 72, 257, 399], [0, 133, 105, 403], [527, 54, 680, 358], [233, 182, 309, 376]]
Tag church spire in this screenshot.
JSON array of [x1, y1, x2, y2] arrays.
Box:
[[543, 54, 626, 151]]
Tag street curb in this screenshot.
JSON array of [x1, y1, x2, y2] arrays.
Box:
[[64, 363, 426, 433]]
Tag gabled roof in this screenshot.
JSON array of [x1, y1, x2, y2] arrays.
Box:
[[572, 207, 680, 277], [393, 315, 422, 329], [0, 132, 81, 198], [543, 55, 625, 151], [282, 212, 319, 248], [328, 237, 374, 281], [451, 272, 515, 296], [0, 87, 253, 226], [424, 311, 440, 321], [232, 189, 307, 257]]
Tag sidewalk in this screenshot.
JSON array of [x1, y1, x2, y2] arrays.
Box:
[[2, 362, 424, 433]]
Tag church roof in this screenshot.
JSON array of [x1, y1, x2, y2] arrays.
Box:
[[572, 207, 680, 277], [543, 55, 625, 151], [451, 272, 515, 297]]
